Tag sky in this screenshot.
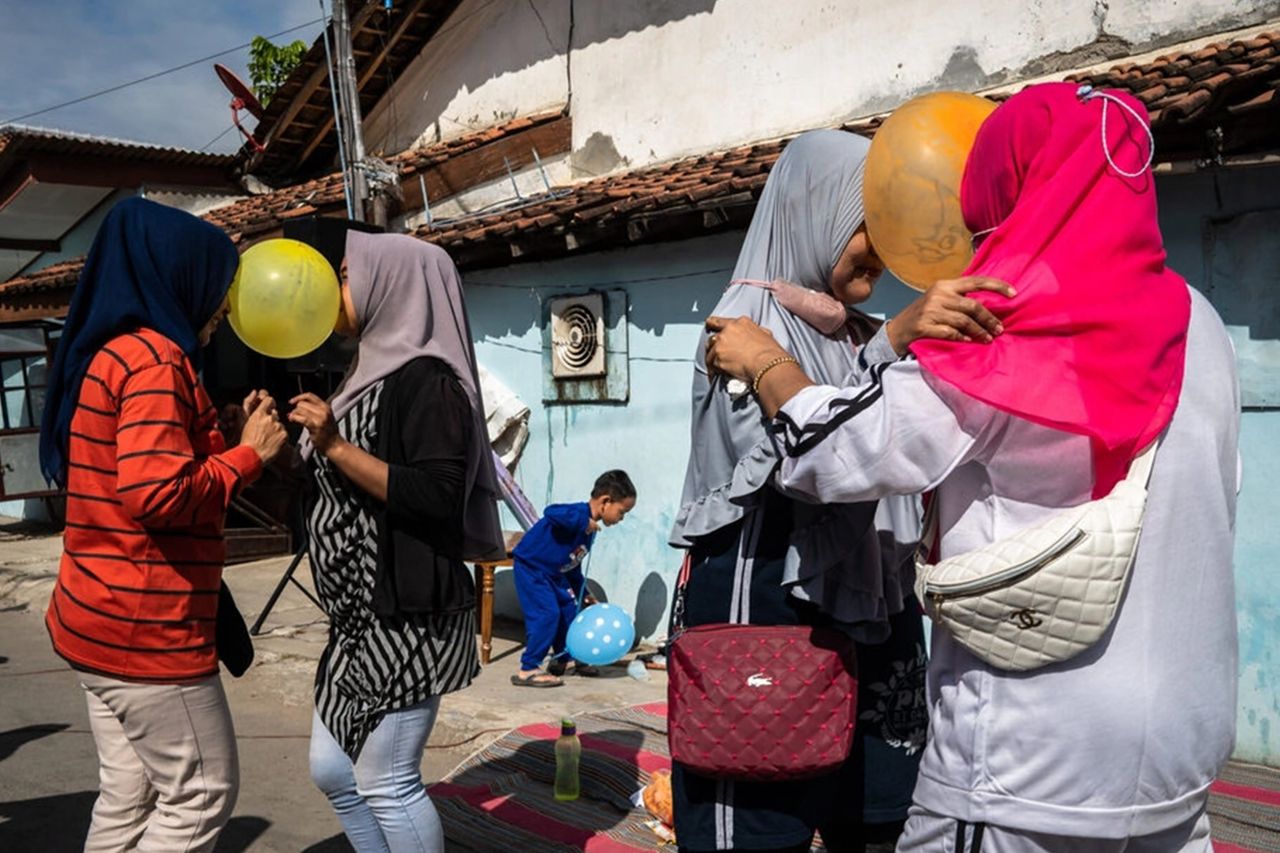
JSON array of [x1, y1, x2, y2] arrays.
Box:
[[0, 0, 326, 154]]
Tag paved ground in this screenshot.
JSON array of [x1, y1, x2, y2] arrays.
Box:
[[0, 520, 666, 852]]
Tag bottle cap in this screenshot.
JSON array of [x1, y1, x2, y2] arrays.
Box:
[[560, 718, 576, 735]]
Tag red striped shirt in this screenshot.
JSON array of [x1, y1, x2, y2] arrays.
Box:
[[46, 329, 262, 681]]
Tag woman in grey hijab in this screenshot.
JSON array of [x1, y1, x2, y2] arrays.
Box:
[[668, 130, 1005, 852], [290, 232, 502, 852]]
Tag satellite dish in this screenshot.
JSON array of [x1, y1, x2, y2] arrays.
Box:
[[214, 63, 266, 153]]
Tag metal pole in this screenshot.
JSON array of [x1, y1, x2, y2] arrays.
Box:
[[502, 156, 524, 200], [333, 0, 369, 221], [531, 147, 555, 196], [318, 0, 354, 219], [418, 173, 433, 228]]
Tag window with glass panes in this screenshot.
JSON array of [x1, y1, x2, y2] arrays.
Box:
[[0, 327, 52, 433]]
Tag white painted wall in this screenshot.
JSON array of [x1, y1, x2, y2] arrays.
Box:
[[363, 0, 570, 156], [364, 0, 1280, 175]]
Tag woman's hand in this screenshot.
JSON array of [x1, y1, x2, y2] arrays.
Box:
[[220, 389, 271, 445], [704, 316, 791, 384], [886, 276, 1017, 356], [292, 393, 387, 500], [239, 397, 287, 464], [705, 316, 814, 418], [289, 393, 342, 456]]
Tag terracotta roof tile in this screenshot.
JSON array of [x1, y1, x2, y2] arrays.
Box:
[[1068, 30, 1279, 125], [200, 111, 563, 243], [0, 258, 84, 296], [0, 126, 236, 171]]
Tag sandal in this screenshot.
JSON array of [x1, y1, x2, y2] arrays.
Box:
[[572, 663, 601, 678], [511, 670, 563, 688], [638, 653, 667, 671]]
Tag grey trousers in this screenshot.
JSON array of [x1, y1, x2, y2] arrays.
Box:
[[896, 804, 1212, 853], [79, 672, 239, 853]]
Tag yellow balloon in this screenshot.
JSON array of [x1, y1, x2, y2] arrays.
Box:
[[228, 238, 340, 359], [863, 92, 998, 291]]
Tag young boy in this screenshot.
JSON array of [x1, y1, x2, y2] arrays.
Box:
[[510, 470, 636, 687]]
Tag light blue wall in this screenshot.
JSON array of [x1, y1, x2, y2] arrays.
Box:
[[466, 232, 735, 640], [1157, 165, 1280, 766], [463, 230, 917, 640], [466, 166, 1277, 766]]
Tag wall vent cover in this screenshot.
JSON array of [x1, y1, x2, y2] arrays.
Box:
[[549, 293, 606, 378]]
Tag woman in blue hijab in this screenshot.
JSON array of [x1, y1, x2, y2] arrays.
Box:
[[39, 197, 287, 852], [42, 197, 242, 484]]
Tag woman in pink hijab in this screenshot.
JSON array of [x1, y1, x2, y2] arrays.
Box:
[[702, 83, 1240, 852]]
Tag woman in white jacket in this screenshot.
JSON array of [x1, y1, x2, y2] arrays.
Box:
[[702, 82, 1239, 852]]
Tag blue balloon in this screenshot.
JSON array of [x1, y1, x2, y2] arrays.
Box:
[[565, 603, 636, 667]]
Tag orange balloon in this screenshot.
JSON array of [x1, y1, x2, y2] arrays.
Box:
[[863, 92, 997, 291]]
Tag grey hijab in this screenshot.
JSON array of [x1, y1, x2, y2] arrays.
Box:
[[303, 231, 503, 561], [669, 130, 917, 638]]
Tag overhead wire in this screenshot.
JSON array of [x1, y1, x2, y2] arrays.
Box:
[[199, 124, 238, 152], [2, 19, 325, 125]]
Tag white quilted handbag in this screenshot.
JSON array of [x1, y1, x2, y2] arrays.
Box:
[[914, 441, 1158, 672]]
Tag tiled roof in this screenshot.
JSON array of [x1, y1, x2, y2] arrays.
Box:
[[1067, 30, 1279, 160], [0, 258, 83, 297], [1069, 31, 1279, 125], [423, 30, 1280, 267], [0, 125, 236, 171], [206, 111, 563, 243], [5, 29, 1279, 302], [414, 136, 794, 267]]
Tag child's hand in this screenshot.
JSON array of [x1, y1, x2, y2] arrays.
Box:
[[582, 593, 598, 606], [586, 518, 600, 534]]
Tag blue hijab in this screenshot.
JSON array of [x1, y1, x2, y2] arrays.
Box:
[[39, 197, 239, 487]]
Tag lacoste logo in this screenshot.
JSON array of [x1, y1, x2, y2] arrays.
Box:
[[746, 672, 773, 688], [1010, 608, 1043, 629]]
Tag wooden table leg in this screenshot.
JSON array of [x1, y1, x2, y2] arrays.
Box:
[[475, 563, 496, 665]]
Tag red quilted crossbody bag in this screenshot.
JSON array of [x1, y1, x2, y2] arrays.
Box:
[[666, 554, 858, 781]]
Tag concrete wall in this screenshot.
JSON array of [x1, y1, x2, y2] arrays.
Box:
[[465, 232, 735, 641], [365, 0, 1280, 172], [1157, 164, 1280, 766], [463, 229, 914, 640]]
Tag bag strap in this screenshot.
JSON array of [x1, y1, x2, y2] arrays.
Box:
[[915, 439, 1160, 572], [671, 551, 693, 635], [671, 504, 764, 634], [1125, 439, 1159, 488], [915, 492, 940, 572]]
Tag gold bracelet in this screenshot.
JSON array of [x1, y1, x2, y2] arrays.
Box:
[[751, 355, 799, 395]]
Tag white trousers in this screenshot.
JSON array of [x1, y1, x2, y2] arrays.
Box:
[[896, 804, 1213, 853], [79, 672, 239, 853]]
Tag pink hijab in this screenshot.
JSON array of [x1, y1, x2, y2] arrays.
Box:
[[911, 83, 1190, 496]]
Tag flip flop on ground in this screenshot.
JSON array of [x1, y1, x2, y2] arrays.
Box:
[[549, 659, 600, 678], [511, 670, 563, 688]]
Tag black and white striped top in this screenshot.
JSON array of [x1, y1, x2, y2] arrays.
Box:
[[308, 380, 478, 759]]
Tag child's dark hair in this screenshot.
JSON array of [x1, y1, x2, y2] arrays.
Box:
[[592, 469, 636, 501]]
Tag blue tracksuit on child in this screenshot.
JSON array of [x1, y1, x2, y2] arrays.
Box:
[[512, 502, 596, 671]]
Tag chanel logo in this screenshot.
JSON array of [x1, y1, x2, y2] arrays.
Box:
[[1010, 608, 1043, 629]]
